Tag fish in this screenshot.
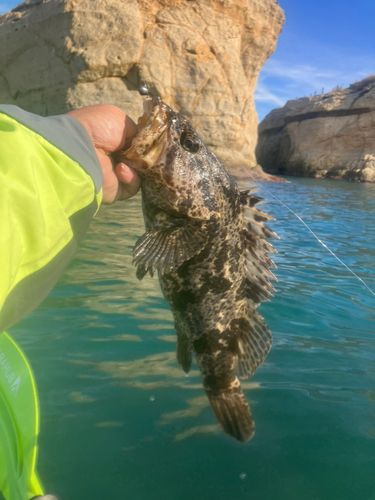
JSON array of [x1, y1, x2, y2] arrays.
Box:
[[115, 96, 278, 442]]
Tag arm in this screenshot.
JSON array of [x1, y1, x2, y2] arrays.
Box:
[[0, 104, 140, 333]]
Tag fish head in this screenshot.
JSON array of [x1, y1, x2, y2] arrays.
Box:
[[120, 97, 172, 172], [117, 97, 223, 219]]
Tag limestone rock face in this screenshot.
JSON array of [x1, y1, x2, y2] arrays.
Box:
[[0, 0, 284, 169], [256, 76, 375, 182]]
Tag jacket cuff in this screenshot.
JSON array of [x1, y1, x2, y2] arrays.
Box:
[[0, 105, 103, 194]]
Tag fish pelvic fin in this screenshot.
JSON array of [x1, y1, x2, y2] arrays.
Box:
[[175, 320, 192, 374], [206, 384, 254, 443], [176, 333, 192, 374], [236, 309, 272, 379]]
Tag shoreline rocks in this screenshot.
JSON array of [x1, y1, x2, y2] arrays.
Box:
[[256, 75, 375, 183], [0, 0, 284, 176]]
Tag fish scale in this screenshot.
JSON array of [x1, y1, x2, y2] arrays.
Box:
[[115, 96, 277, 443]]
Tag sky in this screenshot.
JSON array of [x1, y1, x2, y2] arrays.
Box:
[[1, 0, 374, 121], [255, 0, 375, 120]]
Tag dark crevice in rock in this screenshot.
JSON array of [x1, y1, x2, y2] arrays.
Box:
[[259, 107, 372, 136], [123, 63, 139, 89], [286, 107, 372, 124], [258, 125, 284, 137]]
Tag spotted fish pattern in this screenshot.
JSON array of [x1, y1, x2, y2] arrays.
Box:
[[116, 97, 278, 442]]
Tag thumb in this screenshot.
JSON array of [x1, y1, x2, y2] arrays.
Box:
[[114, 163, 141, 201]]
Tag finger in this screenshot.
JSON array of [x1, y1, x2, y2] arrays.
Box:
[[120, 115, 138, 151], [67, 105, 138, 153], [115, 163, 141, 201], [117, 163, 138, 185]]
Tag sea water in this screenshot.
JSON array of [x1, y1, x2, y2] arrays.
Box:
[[10, 177, 375, 500]]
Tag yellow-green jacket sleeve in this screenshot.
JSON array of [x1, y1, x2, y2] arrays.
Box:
[[0, 105, 104, 332]]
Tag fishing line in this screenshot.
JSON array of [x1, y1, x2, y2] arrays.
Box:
[[248, 174, 375, 298], [134, 81, 375, 298]]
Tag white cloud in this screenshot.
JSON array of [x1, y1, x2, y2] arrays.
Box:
[[260, 58, 373, 93], [254, 83, 285, 107]]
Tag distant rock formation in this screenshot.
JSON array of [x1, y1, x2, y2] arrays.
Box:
[[256, 76, 375, 182], [0, 0, 284, 171]]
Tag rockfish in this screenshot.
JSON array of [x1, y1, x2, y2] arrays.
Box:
[[116, 97, 278, 442]]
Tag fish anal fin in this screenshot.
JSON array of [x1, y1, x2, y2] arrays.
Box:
[[136, 265, 147, 281], [135, 264, 155, 280], [236, 309, 272, 379], [133, 219, 208, 274]]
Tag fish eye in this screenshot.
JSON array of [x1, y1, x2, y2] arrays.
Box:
[[181, 134, 199, 153]]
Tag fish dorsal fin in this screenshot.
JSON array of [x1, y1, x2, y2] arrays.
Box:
[[133, 218, 208, 277], [236, 309, 272, 379], [240, 190, 278, 308]]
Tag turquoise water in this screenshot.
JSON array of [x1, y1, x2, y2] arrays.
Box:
[[11, 177, 375, 500]]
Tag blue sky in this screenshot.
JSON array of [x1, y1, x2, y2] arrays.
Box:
[[255, 0, 375, 120], [1, 0, 374, 121]]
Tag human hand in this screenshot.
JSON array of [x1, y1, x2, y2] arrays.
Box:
[[67, 105, 141, 204]]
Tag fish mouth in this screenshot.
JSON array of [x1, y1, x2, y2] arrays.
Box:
[[138, 96, 166, 133], [117, 97, 172, 171]]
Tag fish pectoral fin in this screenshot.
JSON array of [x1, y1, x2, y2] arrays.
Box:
[[236, 309, 272, 379], [133, 221, 207, 272]]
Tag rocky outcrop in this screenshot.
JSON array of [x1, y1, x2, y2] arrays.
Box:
[[256, 76, 375, 182], [0, 0, 284, 171]]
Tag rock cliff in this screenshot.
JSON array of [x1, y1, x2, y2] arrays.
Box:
[[256, 76, 375, 182], [0, 0, 284, 171]]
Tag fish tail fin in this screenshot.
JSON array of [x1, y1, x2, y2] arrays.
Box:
[[206, 384, 255, 443]]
